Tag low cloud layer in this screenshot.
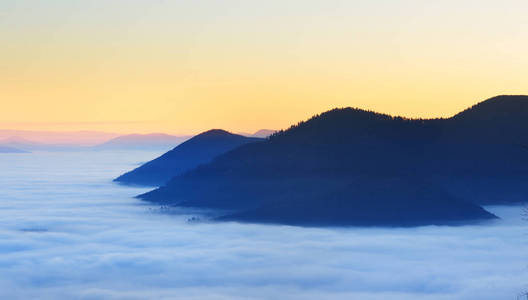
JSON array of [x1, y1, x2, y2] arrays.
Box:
[[0, 151, 527, 300]]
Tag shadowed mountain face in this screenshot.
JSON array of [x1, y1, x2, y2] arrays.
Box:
[[431, 96, 528, 204], [114, 130, 263, 186], [139, 95, 528, 227], [218, 177, 495, 227]]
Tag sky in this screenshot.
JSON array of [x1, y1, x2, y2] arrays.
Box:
[[1, 0, 528, 134]]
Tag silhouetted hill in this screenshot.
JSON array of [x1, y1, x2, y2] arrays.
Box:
[[137, 95, 528, 226], [0, 146, 28, 153], [453, 95, 528, 122], [114, 130, 263, 186], [93, 133, 190, 151], [427, 95, 528, 204], [447, 95, 528, 144]]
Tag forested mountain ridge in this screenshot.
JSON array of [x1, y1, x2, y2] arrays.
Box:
[[138, 95, 528, 226]]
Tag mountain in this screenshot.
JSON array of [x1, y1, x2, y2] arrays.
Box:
[[448, 95, 528, 143], [238, 129, 277, 138], [432, 95, 528, 204], [93, 133, 190, 151], [0, 130, 118, 146], [138, 95, 528, 227], [251, 129, 276, 138], [0, 137, 83, 151], [114, 130, 263, 186], [0, 133, 190, 152], [0, 146, 28, 153]]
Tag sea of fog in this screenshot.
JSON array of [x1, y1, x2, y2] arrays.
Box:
[[0, 151, 527, 300]]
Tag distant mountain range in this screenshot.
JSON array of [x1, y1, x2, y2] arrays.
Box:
[[0, 137, 85, 152], [238, 129, 277, 138], [0, 133, 190, 152], [92, 133, 190, 151], [138, 95, 528, 227], [0, 134, 189, 152], [252, 129, 276, 138], [114, 130, 262, 186], [0, 130, 273, 152], [0, 145, 28, 153], [0, 129, 118, 146]]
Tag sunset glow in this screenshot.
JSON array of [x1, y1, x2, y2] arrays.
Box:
[[2, 0, 528, 134], [2, 2, 528, 299]]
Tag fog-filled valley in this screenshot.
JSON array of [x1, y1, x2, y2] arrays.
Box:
[[3, 0, 528, 298], [0, 151, 526, 300]]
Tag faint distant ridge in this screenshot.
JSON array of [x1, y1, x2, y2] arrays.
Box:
[[0, 129, 119, 146], [251, 129, 276, 138], [114, 129, 263, 186], [0, 132, 191, 152], [138, 95, 528, 227], [1, 136, 38, 145], [238, 129, 277, 138], [93, 133, 190, 151], [0, 136, 83, 151], [0, 145, 29, 153]]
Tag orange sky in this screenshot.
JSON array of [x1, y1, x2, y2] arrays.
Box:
[[1, 1, 528, 135]]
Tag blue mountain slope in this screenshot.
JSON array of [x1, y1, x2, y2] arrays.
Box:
[[114, 129, 263, 186]]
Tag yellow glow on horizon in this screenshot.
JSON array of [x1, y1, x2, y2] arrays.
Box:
[[1, 1, 528, 135]]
